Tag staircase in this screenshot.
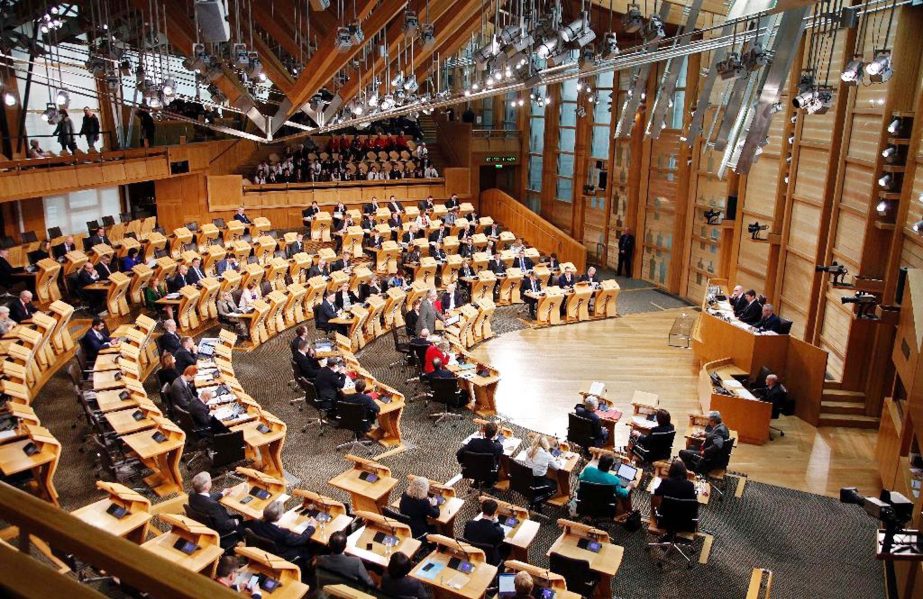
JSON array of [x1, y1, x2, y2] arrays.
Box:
[[417, 114, 439, 144], [817, 385, 879, 429]]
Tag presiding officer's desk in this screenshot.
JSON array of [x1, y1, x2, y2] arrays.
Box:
[[691, 277, 828, 434], [698, 359, 771, 445]]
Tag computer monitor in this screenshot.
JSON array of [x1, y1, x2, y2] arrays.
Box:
[[497, 573, 516, 597], [20, 231, 37, 244], [616, 462, 638, 482], [101, 215, 115, 227]]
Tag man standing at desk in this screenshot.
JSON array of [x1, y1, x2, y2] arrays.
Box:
[[315, 358, 347, 412], [416, 289, 444, 336]]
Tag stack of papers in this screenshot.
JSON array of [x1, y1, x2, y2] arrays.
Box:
[[588, 381, 606, 395]]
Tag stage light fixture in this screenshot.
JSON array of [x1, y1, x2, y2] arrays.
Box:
[[162, 78, 176, 97], [622, 4, 644, 34], [534, 34, 560, 60], [419, 23, 435, 46], [2, 92, 15, 107], [805, 88, 834, 115], [335, 27, 354, 51], [866, 50, 892, 84], [55, 89, 70, 107], [716, 52, 744, 80], [602, 32, 619, 58], [841, 58, 864, 85], [350, 21, 365, 44], [475, 37, 500, 71], [642, 15, 665, 42], [404, 9, 419, 34], [40, 104, 58, 123]]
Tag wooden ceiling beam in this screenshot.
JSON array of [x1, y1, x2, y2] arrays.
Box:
[[282, 0, 409, 115], [413, 10, 483, 83]]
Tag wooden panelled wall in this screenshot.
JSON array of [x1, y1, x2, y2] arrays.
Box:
[[518, 5, 923, 414]]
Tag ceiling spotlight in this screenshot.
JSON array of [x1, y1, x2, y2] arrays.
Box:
[[642, 15, 665, 42], [866, 50, 892, 84], [246, 52, 264, 82], [877, 200, 894, 216], [367, 93, 379, 107], [404, 9, 419, 34], [232, 43, 249, 69], [716, 52, 745, 80], [622, 4, 644, 34], [349, 21, 364, 44], [335, 27, 354, 51], [805, 88, 834, 115], [534, 34, 560, 60], [475, 37, 500, 71], [887, 117, 904, 136], [841, 58, 864, 85], [162, 78, 176, 97], [85, 56, 106, 75], [792, 89, 815, 110], [380, 94, 396, 110], [2, 92, 15, 107], [602, 32, 619, 58], [914, 220, 923, 234], [349, 100, 363, 115], [55, 89, 70, 107], [882, 145, 901, 164], [419, 22, 436, 46], [741, 43, 769, 72], [403, 74, 419, 93], [560, 14, 595, 47], [207, 84, 227, 104], [878, 173, 899, 190]]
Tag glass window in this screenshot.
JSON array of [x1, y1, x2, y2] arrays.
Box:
[[557, 153, 575, 178], [556, 178, 573, 202], [504, 93, 517, 130], [591, 127, 610, 160], [482, 98, 494, 128], [528, 155, 543, 190], [530, 119, 544, 151], [44, 187, 121, 236], [559, 127, 576, 148]]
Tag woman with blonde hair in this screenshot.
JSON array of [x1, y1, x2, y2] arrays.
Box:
[[398, 475, 440, 538], [517, 434, 564, 497]]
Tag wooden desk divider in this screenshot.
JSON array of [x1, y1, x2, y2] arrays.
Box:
[[472, 233, 489, 251], [441, 254, 462, 285], [290, 252, 313, 284], [246, 299, 270, 346], [498, 267, 523, 305], [594, 280, 620, 318], [63, 250, 88, 277], [264, 290, 287, 337], [90, 243, 115, 265], [34, 258, 62, 303], [142, 231, 167, 255], [129, 263, 153, 304], [105, 271, 132, 317], [284, 284, 307, 326], [343, 226, 365, 258], [170, 228, 193, 258], [312, 212, 332, 242], [383, 287, 407, 331], [203, 244, 226, 275], [230, 240, 251, 264], [471, 271, 497, 304], [233, 546, 307, 598], [473, 299, 496, 342], [252, 217, 272, 236], [405, 281, 429, 310], [328, 269, 349, 295], [415, 257, 437, 288], [196, 277, 220, 321], [746, 568, 773, 599], [240, 263, 265, 291], [347, 509, 418, 567], [347, 304, 370, 350], [363, 295, 386, 340], [251, 236, 274, 264], [198, 223, 220, 248], [471, 251, 490, 273], [225, 220, 245, 243], [349, 266, 372, 297], [267, 257, 289, 290], [377, 241, 400, 273], [220, 268, 242, 295], [220, 467, 287, 520], [565, 284, 594, 323], [152, 256, 177, 286], [218, 328, 238, 349], [533, 263, 552, 287], [177, 286, 201, 331]]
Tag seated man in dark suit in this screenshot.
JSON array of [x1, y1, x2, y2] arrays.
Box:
[[317, 292, 348, 336], [293, 339, 321, 381], [331, 253, 352, 272], [174, 336, 198, 375], [286, 233, 306, 258], [188, 471, 245, 541], [338, 379, 379, 433], [8, 290, 38, 323], [333, 282, 359, 310], [758, 374, 790, 415], [187, 386, 221, 431], [440, 282, 464, 313], [316, 531, 374, 586], [417, 196, 436, 212], [86, 227, 112, 249], [94, 254, 114, 281], [307, 259, 330, 280], [558, 267, 577, 289], [521, 272, 542, 319], [314, 358, 346, 411], [246, 501, 316, 563], [573, 396, 608, 447], [168, 265, 190, 293], [511, 250, 533, 272], [580, 266, 600, 284], [629, 409, 674, 459], [678, 410, 731, 475], [52, 236, 77, 260], [76, 262, 105, 314], [80, 317, 119, 363], [737, 289, 763, 325], [487, 252, 506, 275], [170, 366, 198, 411], [159, 319, 182, 355], [215, 255, 240, 276], [427, 358, 469, 407], [728, 285, 747, 316], [233, 207, 253, 225], [462, 498, 506, 565], [756, 303, 782, 333], [186, 258, 206, 284]]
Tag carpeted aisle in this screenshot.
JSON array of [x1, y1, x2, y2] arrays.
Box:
[[23, 289, 883, 599]]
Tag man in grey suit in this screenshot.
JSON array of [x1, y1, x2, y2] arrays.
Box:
[[170, 366, 198, 411], [415, 288, 444, 336]]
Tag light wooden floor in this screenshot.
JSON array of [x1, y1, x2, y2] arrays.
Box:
[[469, 308, 883, 498]]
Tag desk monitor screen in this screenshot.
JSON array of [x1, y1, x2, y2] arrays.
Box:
[[239, 495, 254, 505], [260, 576, 280, 593], [503, 516, 519, 528], [372, 531, 399, 547], [498, 573, 516, 596], [119, 390, 131, 400], [577, 538, 602, 553], [447, 557, 474, 573], [533, 588, 556, 599], [172, 538, 199, 554], [22, 442, 39, 456], [616, 463, 638, 482], [249, 487, 271, 500], [106, 503, 129, 519], [151, 431, 168, 443], [358, 471, 378, 483], [431, 493, 446, 506], [256, 423, 272, 434], [131, 410, 145, 421]]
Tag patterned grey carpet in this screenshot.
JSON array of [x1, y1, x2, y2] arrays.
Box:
[[21, 287, 882, 599]]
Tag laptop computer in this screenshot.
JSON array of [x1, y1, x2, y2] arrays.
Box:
[[498, 573, 516, 597], [616, 462, 638, 485]]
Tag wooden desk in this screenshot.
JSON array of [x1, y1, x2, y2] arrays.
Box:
[[104, 404, 161, 435], [70, 481, 152, 544], [327, 455, 398, 514], [410, 534, 498, 599], [564, 284, 593, 322], [346, 510, 422, 569], [698, 359, 771, 445], [475, 496, 539, 562], [527, 287, 565, 326], [500, 560, 581, 599], [281, 490, 354, 546], [119, 417, 185, 497], [233, 546, 308, 599], [0, 426, 60, 505], [220, 468, 288, 521], [449, 357, 500, 417], [343, 378, 404, 449], [547, 519, 622, 599], [141, 513, 223, 576], [391, 475, 464, 537], [461, 423, 522, 491], [593, 280, 620, 318], [230, 412, 287, 477]]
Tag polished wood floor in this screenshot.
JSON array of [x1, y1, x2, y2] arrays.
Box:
[[469, 308, 883, 498]]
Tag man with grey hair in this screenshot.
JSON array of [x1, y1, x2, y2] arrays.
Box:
[[415, 288, 443, 335], [573, 395, 608, 448], [0, 306, 14, 335], [9, 289, 38, 323], [187, 472, 246, 544], [679, 410, 731, 474], [159, 319, 181, 355], [245, 500, 316, 562]]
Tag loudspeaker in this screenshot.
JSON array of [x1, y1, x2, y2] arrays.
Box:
[[194, 0, 230, 43], [598, 169, 608, 191], [897, 267, 908, 305], [170, 161, 189, 174], [726, 195, 738, 220]]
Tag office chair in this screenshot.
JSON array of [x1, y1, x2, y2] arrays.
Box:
[[633, 429, 676, 466], [47, 226, 63, 239], [575, 481, 618, 523], [314, 304, 334, 334], [20, 230, 37, 244], [428, 376, 466, 425], [647, 495, 700, 569], [706, 441, 736, 499], [459, 451, 499, 494], [549, 553, 599, 597], [508, 459, 555, 518], [749, 366, 774, 391], [293, 376, 328, 435], [778, 318, 793, 335], [208, 429, 247, 472], [566, 412, 596, 455], [101, 215, 116, 227], [243, 528, 278, 553], [381, 506, 426, 541], [335, 401, 375, 455], [183, 503, 240, 552], [91, 436, 145, 492], [119, 212, 132, 224], [86, 220, 101, 236], [173, 406, 212, 470], [388, 326, 412, 369]]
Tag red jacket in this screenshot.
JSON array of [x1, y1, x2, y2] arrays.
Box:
[[424, 344, 448, 373]]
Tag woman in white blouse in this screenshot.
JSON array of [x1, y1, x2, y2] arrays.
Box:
[[238, 282, 261, 310], [516, 435, 563, 496]]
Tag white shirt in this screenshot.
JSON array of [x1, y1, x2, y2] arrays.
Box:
[[516, 448, 563, 477]]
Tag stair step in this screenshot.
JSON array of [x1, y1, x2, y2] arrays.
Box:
[[819, 400, 867, 415], [817, 414, 880, 429], [821, 389, 866, 403]]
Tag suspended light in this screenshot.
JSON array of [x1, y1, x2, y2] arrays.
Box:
[[882, 145, 900, 164], [335, 27, 354, 51], [475, 38, 500, 71], [367, 94, 379, 107], [878, 173, 895, 189], [2, 92, 15, 107], [391, 72, 404, 89], [404, 9, 419, 34], [865, 50, 892, 82], [419, 23, 436, 46], [887, 117, 904, 135], [622, 4, 644, 34], [741, 43, 769, 72], [642, 15, 665, 42], [792, 90, 815, 110], [380, 94, 396, 110], [403, 74, 419, 94], [602, 32, 619, 59], [560, 14, 595, 47], [716, 53, 745, 80], [805, 88, 834, 115], [534, 35, 559, 60], [841, 58, 864, 85], [162, 78, 176, 97], [55, 89, 70, 107]]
